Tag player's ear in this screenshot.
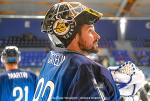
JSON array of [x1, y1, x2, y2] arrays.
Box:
[[1, 56, 4, 63], [67, 32, 79, 48]]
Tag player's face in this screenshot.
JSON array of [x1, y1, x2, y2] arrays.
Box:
[[78, 24, 100, 53]]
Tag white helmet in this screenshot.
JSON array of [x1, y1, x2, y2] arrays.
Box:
[[1, 46, 21, 63]]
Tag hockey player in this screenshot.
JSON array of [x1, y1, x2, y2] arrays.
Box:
[[33, 2, 120, 101], [0, 46, 37, 101]]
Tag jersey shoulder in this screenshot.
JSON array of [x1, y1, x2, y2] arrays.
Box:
[[0, 72, 8, 80], [66, 51, 93, 65], [19, 69, 37, 81]]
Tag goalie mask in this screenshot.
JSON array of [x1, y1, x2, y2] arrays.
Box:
[[1, 46, 21, 64], [41, 2, 103, 47]]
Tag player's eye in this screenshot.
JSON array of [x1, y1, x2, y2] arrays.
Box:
[[88, 29, 95, 34]]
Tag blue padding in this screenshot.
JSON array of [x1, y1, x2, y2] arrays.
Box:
[[7, 57, 17, 63]]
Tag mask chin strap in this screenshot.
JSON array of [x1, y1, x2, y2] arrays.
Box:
[[48, 34, 64, 47]]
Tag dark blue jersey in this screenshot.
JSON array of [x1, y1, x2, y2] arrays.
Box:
[[33, 50, 120, 101], [0, 69, 37, 101]]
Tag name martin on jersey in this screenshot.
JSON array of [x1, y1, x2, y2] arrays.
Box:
[[7, 72, 28, 79]]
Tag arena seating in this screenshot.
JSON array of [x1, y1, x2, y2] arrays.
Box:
[[133, 50, 150, 66], [111, 50, 133, 63], [0, 18, 149, 69], [20, 50, 47, 68], [99, 40, 116, 48], [131, 40, 150, 48], [0, 36, 51, 48]]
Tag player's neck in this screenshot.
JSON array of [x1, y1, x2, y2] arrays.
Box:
[[5, 63, 18, 71]]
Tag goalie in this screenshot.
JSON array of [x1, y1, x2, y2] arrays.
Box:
[[32, 1, 145, 101], [33, 2, 120, 101]]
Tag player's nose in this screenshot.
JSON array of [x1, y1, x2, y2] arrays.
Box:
[[94, 31, 101, 40]]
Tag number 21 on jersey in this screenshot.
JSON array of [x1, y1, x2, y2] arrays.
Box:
[[13, 86, 28, 101]]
